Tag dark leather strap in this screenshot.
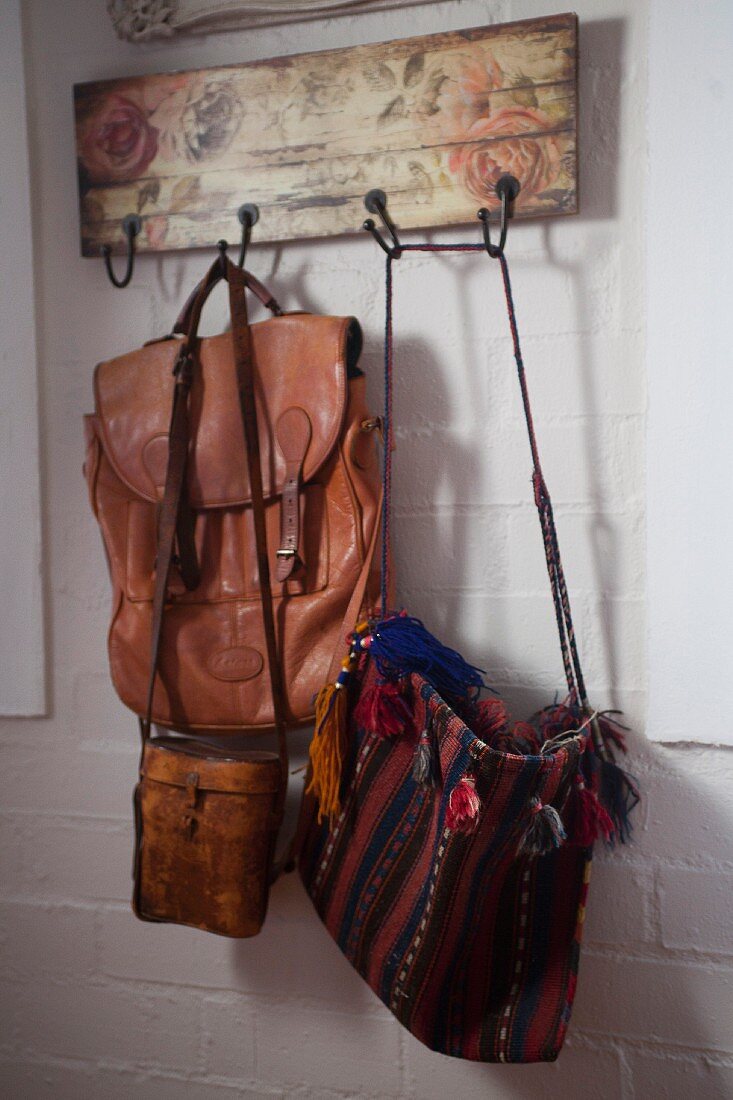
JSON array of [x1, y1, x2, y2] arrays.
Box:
[[226, 262, 290, 809], [281, 485, 385, 875], [140, 255, 288, 780], [175, 488, 200, 591], [141, 343, 200, 742]]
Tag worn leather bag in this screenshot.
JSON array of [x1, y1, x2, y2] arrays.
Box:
[[84, 259, 381, 733], [134, 737, 282, 937], [85, 255, 382, 935]]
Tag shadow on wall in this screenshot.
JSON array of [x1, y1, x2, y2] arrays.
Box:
[[223, 16, 733, 1099]]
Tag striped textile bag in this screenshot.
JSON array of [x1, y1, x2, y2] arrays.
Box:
[[298, 249, 637, 1063]]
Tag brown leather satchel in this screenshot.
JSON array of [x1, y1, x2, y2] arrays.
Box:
[[84, 255, 382, 935]]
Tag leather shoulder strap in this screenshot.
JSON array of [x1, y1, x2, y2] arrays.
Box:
[[140, 257, 288, 787], [141, 344, 198, 742], [278, 485, 384, 877], [226, 262, 290, 808]]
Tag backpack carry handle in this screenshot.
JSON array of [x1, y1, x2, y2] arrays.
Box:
[[172, 258, 282, 337]]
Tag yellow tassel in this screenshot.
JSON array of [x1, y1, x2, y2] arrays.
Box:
[[306, 683, 348, 823], [306, 620, 370, 824]]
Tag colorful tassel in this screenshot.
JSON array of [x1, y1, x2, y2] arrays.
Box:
[[306, 622, 368, 823], [353, 677, 413, 738], [472, 698, 509, 744], [493, 720, 542, 756], [599, 759, 640, 846], [597, 711, 630, 754], [519, 798, 567, 856], [534, 700, 584, 743], [445, 775, 481, 834], [306, 681, 348, 823], [570, 774, 615, 847], [366, 613, 486, 701], [412, 726, 436, 787]]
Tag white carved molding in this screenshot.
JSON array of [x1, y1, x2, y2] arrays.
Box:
[[107, 0, 441, 41]]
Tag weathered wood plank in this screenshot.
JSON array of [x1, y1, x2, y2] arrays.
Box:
[[74, 13, 578, 255]]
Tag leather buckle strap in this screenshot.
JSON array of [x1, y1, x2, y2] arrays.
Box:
[[274, 407, 312, 582]]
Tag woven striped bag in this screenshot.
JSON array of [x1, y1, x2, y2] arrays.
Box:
[[298, 249, 637, 1063]]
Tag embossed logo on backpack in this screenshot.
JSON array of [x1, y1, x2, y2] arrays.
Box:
[[208, 647, 263, 682]]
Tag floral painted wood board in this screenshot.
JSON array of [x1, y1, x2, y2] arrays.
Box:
[[74, 13, 578, 255]]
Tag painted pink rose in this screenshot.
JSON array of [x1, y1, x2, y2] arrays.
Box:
[[447, 106, 562, 204], [435, 54, 505, 139], [80, 95, 158, 184]]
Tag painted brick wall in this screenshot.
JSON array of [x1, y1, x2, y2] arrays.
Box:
[[1, 0, 731, 1097]]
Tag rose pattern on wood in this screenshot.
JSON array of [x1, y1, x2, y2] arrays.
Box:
[[77, 94, 159, 185], [432, 50, 564, 206], [77, 75, 242, 185]]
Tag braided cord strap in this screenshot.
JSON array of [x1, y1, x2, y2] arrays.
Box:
[[381, 243, 587, 706]]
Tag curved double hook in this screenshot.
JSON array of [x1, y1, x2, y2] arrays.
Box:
[[363, 174, 521, 260], [477, 174, 521, 258], [362, 189, 402, 258], [101, 214, 141, 288]]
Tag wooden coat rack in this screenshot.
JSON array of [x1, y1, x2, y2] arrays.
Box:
[[73, 13, 578, 284]]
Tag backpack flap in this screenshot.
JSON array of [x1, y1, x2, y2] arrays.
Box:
[[93, 312, 352, 509]]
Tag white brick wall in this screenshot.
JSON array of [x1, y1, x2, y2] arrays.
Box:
[[1, 0, 731, 1097]]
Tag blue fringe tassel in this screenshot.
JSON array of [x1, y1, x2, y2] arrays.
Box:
[[366, 614, 486, 701], [600, 759, 640, 846]]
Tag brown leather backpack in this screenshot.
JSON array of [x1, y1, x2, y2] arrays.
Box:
[[85, 256, 382, 737], [84, 256, 382, 934]]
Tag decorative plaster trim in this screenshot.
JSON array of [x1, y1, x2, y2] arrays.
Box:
[[107, 0, 442, 41]]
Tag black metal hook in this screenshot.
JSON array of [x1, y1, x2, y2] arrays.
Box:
[[236, 203, 259, 267], [217, 204, 259, 272], [363, 189, 402, 258], [101, 214, 141, 288], [477, 174, 520, 258]]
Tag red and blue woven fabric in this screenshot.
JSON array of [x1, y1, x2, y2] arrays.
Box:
[[299, 245, 636, 1062], [300, 668, 590, 1062]]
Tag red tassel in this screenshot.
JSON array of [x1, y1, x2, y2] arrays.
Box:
[[354, 679, 413, 738], [597, 712, 628, 754], [571, 776, 615, 846], [537, 702, 581, 742], [473, 698, 509, 744], [445, 776, 481, 834], [510, 720, 542, 754]]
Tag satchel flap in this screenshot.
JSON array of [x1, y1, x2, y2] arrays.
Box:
[[93, 313, 352, 507], [142, 738, 282, 794]]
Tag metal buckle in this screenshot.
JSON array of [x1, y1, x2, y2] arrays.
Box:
[[276, 548, 296, 558]]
